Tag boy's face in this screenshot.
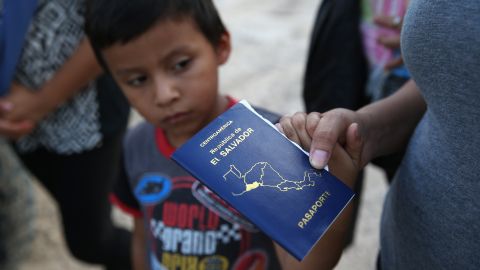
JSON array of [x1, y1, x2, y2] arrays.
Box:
[[103, 18, 231, 146]]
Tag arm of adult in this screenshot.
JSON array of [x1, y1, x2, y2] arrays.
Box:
[[133, 218, 148, 270], [273, 119, 363, 269], [273, 81, 425, 268], [0, 37, 103, 138], [308, 79, 426, 169]]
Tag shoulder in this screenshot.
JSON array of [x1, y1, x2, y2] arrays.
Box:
[[123, 121, 156, 149], [252, 106, 281, 124], [122, 121, 164, 177]]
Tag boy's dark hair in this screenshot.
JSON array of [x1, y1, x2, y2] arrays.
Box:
[[85, 0, 227, 52]]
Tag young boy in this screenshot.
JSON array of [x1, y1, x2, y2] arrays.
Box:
[[85, 1, 361, 269]]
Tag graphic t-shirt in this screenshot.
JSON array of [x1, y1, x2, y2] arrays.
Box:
[[112, 100, 282, 270]]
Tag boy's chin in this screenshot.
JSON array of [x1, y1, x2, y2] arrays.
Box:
[[163, 124, 203, 145]]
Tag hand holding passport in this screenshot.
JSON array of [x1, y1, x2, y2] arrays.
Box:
[[172, 100, 355, 261]]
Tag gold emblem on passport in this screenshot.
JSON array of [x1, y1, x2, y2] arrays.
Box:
[[223, 162, 322, 196]]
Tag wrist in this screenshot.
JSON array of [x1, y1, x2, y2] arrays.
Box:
[[356, 110, 378, 166], [35, 85, 64, 119]]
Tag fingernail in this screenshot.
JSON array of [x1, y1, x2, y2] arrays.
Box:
[[0, 102, 13, 111], [275, 123, 284, 133], [353, 123, 360, 140], [392, 16, 401, 27], [310, 150, 329, 169]]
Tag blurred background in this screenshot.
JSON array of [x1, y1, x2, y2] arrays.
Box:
[[17, 1, 389, 269]]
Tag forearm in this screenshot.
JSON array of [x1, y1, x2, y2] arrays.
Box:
[[358, 79, 426, 161], [37, 37, 103, 111]]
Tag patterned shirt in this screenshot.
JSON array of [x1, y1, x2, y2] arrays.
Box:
[[9, 0, 102, 154]]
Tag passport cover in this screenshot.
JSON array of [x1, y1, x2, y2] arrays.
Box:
[[171, 100, 355, 261]]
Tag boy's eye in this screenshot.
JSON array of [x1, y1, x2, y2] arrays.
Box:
[[127, 75, 148, 86], [173, 58, 191, 72]]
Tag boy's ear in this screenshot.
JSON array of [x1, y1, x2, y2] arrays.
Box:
[[216, 31, 231, 65]]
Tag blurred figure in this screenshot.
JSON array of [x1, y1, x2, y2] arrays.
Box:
[[0, 138, 35, 270], [0, 1, 38, 269], [0, 1, 131, 269], [361, 0, 410, 103]]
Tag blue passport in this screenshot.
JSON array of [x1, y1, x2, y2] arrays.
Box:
[[172, 100, 354, 261]]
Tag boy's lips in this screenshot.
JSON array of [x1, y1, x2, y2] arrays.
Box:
[[162, 111, 191, 124]]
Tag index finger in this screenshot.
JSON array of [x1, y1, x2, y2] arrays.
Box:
[[308, 110, 354, 169], [0, 119, 34, 140]]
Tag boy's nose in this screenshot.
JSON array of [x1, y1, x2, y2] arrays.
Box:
[[154, 79, 180, 106]]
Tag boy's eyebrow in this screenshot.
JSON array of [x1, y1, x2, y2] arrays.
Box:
[[167, 45, 192, 56], [115, 68, 144, 76], [114, 45, 195, 76]]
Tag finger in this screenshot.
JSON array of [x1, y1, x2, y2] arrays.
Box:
[[0, 100, 14, 116], [305, 112, 322, 136], [278, 115, 303, 148], [290, 112, 312, 150], [0, 120, 34, 140], [274, 123, 284, 134], [328, 143, 356, 188], [374, 15, 402, 29], [327, 127, 363, 189], [309, 110, 351, 169], [377, 35, 401, 49], [384, 57, 404, 70], [345, 123, 365, 168]]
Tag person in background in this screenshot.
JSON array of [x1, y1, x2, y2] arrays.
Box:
[[0, 1, 131, 269], [361, 0, 410, 103], [0, 1, 37, 268]]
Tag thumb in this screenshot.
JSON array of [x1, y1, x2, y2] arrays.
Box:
[[310, 148, 331, 170], [0, 100, 14, 115], [345, 123, 364, 168], [308, 111, 351, 169]]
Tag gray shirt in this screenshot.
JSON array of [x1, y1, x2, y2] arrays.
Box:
[[380, 0, 480, 269]]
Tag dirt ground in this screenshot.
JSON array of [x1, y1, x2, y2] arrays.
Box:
[[13, 1, 389, 269]]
